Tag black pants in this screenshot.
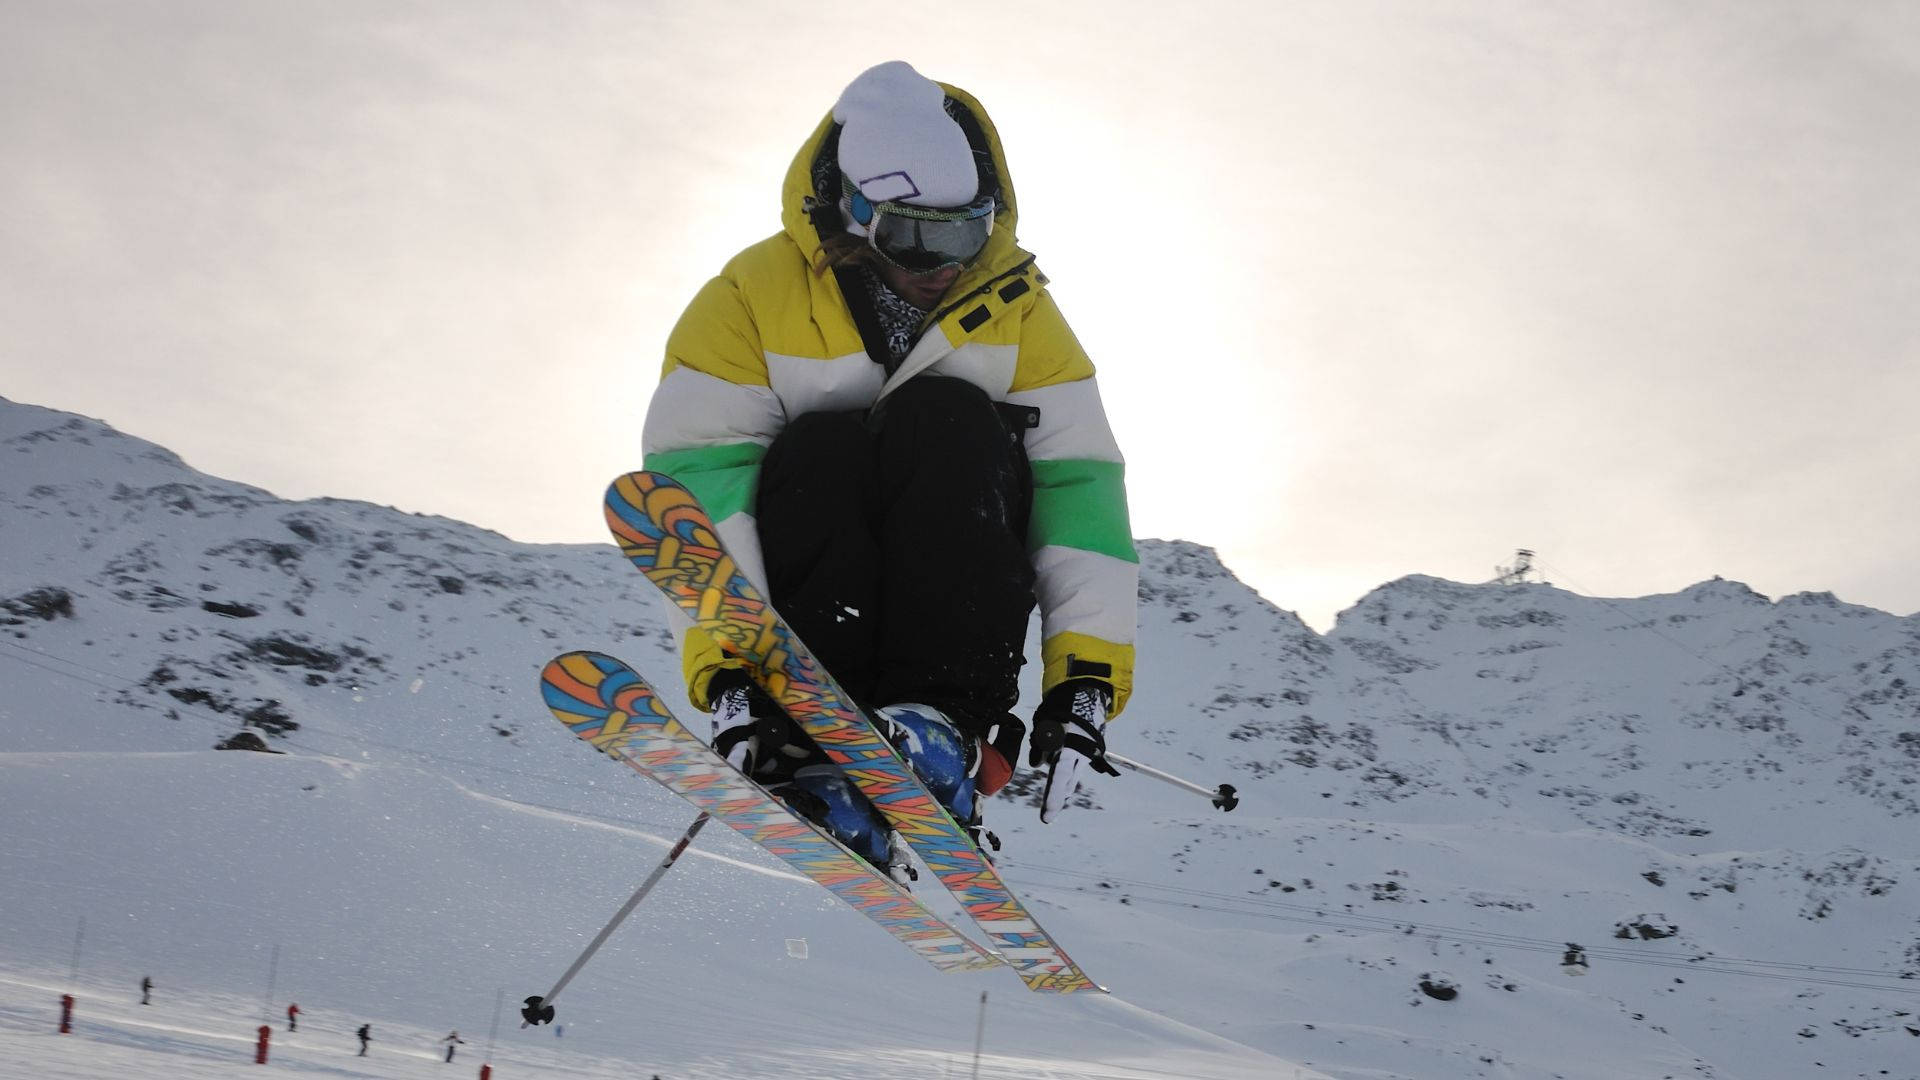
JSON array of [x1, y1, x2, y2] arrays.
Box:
[[757, 377, 1035, 733]]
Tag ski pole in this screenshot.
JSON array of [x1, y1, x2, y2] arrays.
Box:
[[521, 812, 711, 1026], [1104, 752, 1238, 812]]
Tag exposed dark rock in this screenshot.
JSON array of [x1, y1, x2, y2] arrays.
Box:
[[201, 600, 261, 618], [205, 537, 304, 569], [1614, 914, 1679, 940], [235, 635, 344, 671], [1476, 609, 1564, 630], [242, 699, 298, 735], [167, 686, 229, 712], [214, 730, 285, 753], [2, 586, 75, 621]]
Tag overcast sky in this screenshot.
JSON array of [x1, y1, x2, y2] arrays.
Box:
[[4, 0, 1917, 630]]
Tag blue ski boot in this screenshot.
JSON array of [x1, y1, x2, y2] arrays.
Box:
[[708, 671, 915, 883], [781, 765, 914, 883], [876, 704, 999, 855]]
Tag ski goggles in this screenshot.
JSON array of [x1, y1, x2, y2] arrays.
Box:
[[846, 179, 996, 275]]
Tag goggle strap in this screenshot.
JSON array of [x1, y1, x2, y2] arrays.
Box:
[[842, 175, 992, 223]]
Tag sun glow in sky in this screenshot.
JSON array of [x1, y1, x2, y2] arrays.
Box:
[[4, 1, 1917, 630]]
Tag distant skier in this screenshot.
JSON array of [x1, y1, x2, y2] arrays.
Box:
[[642, 60, 1134, 870], [441, 1030, 464, 1063], [286, 1002, 299, 1031], [139, 976, 152, 1005], [1561, 943, 1590, 975], [355, 1023, 371, 1056]]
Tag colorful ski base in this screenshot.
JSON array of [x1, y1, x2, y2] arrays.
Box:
[[541, 650, 1002, 975], [603, 470, 1103, 993]]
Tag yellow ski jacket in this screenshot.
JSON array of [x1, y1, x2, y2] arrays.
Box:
[[641, 82, 1137, 716]]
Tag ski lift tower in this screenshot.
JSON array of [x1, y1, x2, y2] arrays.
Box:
[[1489, 549, 1547, 586]]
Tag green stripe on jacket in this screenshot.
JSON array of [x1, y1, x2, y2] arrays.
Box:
[[1028, 458, 1137, 563], [643, 443, 766, 522]]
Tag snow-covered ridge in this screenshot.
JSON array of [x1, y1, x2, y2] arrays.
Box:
[[3, 394, 1918, 1080]]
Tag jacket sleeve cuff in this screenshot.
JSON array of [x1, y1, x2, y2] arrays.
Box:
[[681, 627, 752, 712], [1040, 632, 1135, 719]]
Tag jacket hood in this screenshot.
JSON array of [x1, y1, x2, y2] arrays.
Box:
[[780, 80, 1026, 278]]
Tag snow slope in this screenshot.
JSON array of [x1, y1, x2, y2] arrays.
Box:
[[2, 395, 1916, 1079]]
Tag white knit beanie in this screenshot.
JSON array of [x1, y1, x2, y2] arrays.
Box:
[[833, 61, 978, 210]]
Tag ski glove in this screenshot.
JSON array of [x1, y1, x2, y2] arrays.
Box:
[[710, 679, 757, 771], [707, 668, 792, 776], [1027, 678, 1120, 823]]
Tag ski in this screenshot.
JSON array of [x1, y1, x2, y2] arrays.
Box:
[[541, 650, 1002, 975], [602, 470, 1103, 993]]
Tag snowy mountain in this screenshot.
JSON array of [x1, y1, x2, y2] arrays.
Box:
[[2, 394, 1916, 1080]]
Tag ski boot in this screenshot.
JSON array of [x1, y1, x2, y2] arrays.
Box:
[[874, 704, 1001, 857], [708, 671, 914, 883], [782, 765, 917, 884]]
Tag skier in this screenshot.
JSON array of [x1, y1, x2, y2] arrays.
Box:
[[286, 1002, 299, 1032], [139, 976, 152, 1005], [442, 1030, 464, 1063], [641, 61, 1135, 868], [355, 1023, 371, 1056], [1561, 943, 1590, 975]]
